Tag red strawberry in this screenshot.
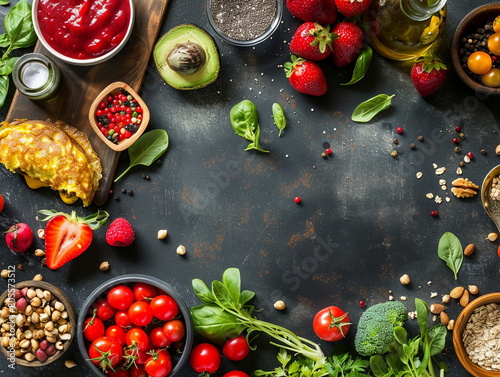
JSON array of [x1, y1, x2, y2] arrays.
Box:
[[290, 22, 337, 61], [286, 0, 338, 24], [334, 0, 371, 18], [39, 209, 109, 269], [284, 55, 327, 96], [410, 56, 447, 97], [331, 21, 364, 67], [106, 218, 135, 247]]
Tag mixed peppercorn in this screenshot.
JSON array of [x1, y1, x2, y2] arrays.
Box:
[[95, 88, 143, 144]]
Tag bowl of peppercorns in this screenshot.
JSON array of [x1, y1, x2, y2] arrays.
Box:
[[89, 81, 150, 151], [451, 3, 500, 96]]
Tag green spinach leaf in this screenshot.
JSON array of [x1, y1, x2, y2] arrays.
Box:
[[272, 102, 286, 137], [230, 99, 269, 153], [415, 298, 429, 337], [114, 129, 169, 182], [351, 94, 395, 122], [437, 231, 463, 279], [342, 46, 373, 86], [427, 324, 447, 356]]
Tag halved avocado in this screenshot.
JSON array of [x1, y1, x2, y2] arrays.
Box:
[[154, 24, 220, 90]]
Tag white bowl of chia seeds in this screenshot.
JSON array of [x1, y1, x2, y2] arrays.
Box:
[[207, 0, 283, 46]]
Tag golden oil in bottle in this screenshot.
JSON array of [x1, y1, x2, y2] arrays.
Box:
[[366, 0, 447, 61]]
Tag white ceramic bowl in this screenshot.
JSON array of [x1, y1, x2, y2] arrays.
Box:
[[32, 0, 135, 66]]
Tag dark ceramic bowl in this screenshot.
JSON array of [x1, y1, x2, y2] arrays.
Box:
[[451, 3, 500, 96], [77, 274, 193, 377], [453, 292, 500, 377]]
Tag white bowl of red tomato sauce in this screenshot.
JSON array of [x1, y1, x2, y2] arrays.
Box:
[[32, 0, 135, 66]]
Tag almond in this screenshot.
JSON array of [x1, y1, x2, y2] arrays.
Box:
[[450, 286, 465, 299], [459, 289, 470, 307], [447, 319, 455, 331], [430, 303, 446, 314], [463, 243, 475, 256], [440, 311, 450, 326], [442, 294, 451, 304]]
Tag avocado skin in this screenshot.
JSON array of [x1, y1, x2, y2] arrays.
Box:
[[154, 24, 220, 90]]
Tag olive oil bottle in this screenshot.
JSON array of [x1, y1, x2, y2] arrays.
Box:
[[367, 0, 447, 61]]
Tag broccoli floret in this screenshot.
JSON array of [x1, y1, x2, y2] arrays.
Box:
[[354, 301, 408, 357]]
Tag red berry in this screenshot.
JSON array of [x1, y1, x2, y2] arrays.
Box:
[[467, 152, 474, 159], [290, 22, 335, 61], [294, 197, 301, 203], [396, 127, 403, 134], [411, 57, 447, 97], [452, 138, 459, 143], [358, 301, 366, 308], [325, 148, 332, 154], [284, 55, 327, 96], [286, 0, 338, 24], [331, 21, 364, 67], [105, 218, 135, 247], [455, 126, 462, 132], [430, 211, 438, 217]]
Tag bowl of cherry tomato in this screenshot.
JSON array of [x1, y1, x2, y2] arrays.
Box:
[[76, 274, 193, 377], [32, 0, 135, 66], [451, 3, 500, 96]]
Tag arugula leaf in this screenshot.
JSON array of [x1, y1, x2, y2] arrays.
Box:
[[114, 129, 169, 182], [437, 231, 463, 279], [342, 46, 373, 86], [351, 94, 395, 122]]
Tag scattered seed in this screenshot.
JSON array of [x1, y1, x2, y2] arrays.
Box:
[[65, 360, 77, 368], [486, 232, 498, 242], [416, 172, 423, 179], [481, 149, 486, 155], [99, 261, 110, 271], [176, 245, 187, 255], [399, 274, 411, 285], [454, 146, 461, 153], [157, 229, 168, 240], [457, 167, 463, 175], [418, 135, 424, 142], [34, 249, 45, 257], [409, 143, 415, 150], [390, 150, 398, 157], [435, 167, 446, 175], [274, 300, 286, 310], [393, 138, 399, 145], [37, 229, 45, 239], [32, 274, 43, 281]]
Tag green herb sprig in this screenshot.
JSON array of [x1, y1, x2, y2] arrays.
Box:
[[351, 94, 394, 122], [190, 268, 324, 362], [272, 102, 286, 137], [114, 129, 169, 182], [0, 0, 37, 107]]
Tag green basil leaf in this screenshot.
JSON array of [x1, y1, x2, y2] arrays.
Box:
[[428, 324, 447, 356], [114, 129, 169, 182], [0, 1, 10, 6], [437, 231, 463, 279], [4, 0, 36, 50], [0, 33, 10, 48], [415, 298, 429, 337], [351, 94, 395, 122], [190, 304, 245, 344], [341, 46, 373, 86], [222, 267, 241, 306], [0, 56, 17, 75], [245, 125, 269, 153], [239, 289, 255, 306], [272, 102, 286, 137], [230, 99, 269, 153], [192, 278, 216, 304], [0, 74, 9, 108]]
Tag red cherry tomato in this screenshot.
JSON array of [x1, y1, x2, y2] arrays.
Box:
[[105, 325, 127, 347], [150, 295, 179, 321], [312, 306, 351, 341], [162, 319, 185, 342], [133, 282, 158, 301], [222, 335, 250, 361], [88, 336, 123, 372], [223, 372, 251, 377], [107, 285, 134, 310], [93, 298, 116, 321], [129, 364, 147, 377], [149, 327, 172, 348], [106, 369, 129, 377], [82, 312, 105, 342], [128, 301, 153, 327], [144, 349, 173, 377], [126, 327, 150, 352], [190, 343, 221, 374], [115, 310, 132, 328]]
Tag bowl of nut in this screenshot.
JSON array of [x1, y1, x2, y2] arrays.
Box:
[[453, 292, 500, 376], [76, 274, 193, 376], [451, 3, 500, 96], [0, 280, 76, 367]]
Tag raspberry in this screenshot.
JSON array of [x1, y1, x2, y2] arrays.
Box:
[[106, 218, 135, 247]]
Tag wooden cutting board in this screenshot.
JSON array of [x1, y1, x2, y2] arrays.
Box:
[[6, 0, 170, 206]]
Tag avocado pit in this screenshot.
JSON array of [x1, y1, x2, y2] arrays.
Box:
[[167, 42, 207, 75]]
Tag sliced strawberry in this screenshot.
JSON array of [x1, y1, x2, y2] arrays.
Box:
[[38, 210, 109, 269]]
